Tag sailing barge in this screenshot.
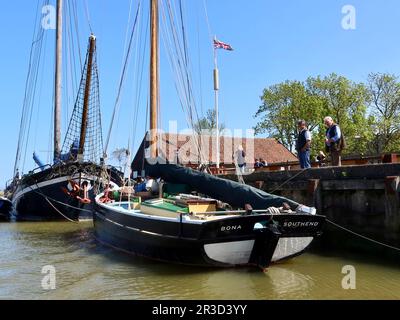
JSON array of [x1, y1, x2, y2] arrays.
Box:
[[92, 0, 325, 269], [8, 34, 121, 221], [94, 164, 325, 269], [7, 1, 121, 221]]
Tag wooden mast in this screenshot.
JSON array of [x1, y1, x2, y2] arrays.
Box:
[[78, 35, 96, 160], [150, 0, 159, 159], [54, 0, 63, 161]]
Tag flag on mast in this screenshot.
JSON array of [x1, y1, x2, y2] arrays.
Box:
[[214, 39, 234, 51]]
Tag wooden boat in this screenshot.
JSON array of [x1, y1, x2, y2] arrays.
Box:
[[8, 162, 122, 221], [94, 164, 325, 269], [93, 0, 326, 269], [0, 197, 12, 222], [7, 1, 122, 221]]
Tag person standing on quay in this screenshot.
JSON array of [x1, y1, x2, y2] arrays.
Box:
[[296, 120, 312, 169], [324, 116, 343, 167]]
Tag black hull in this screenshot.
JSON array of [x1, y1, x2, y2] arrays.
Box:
[[0, 198, 12, 222], [93, 202, 325, 269], [13, 179, 93, 221], [10, 163, 123, 222]]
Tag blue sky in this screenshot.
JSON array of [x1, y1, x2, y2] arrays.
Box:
[[1, 0, 400, 188]]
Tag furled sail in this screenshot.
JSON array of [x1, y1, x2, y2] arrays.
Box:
[[145, 163, 300, 210]]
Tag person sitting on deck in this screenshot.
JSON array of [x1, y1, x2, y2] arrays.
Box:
[[254, 158, 262, 169], [260, 158, 268, 167], [134, 177, 147, 193]]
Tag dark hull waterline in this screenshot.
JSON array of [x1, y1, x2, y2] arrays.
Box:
[[0, 198, 12, 222], [93, 202, 325, 269], [9, 163, 122, 222], [13, 177, 94, 221]]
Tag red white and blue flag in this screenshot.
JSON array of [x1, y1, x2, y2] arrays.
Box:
[[213, 39, 234, 51]]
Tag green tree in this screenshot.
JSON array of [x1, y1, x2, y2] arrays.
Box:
[[254, 80, 325, 153], [254, 74, 373, 156], [307, 73, 372, 155], [367, 73, 400, 153], [194, 109, 225, 135]]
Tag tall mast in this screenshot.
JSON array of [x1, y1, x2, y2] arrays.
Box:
[[214, 36, 220, 169], [54, 0, 63, 161], [78, 35, 96, 160], [149, 0, 159, 159]]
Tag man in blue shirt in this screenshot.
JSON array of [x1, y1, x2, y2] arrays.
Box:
[[296, 120, 312, 169], [324, 116, 342, 166]]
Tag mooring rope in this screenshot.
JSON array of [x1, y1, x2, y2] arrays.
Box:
[[268, 168, 309, 194], [31, 178, 93, 212], [263, 167, 400, 253], [327, 219, 400, 252], [18, 178, 94, 223], [44, 197, 78, 223]]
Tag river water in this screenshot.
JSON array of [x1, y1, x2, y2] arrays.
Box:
[[0, 221, 399, 300]]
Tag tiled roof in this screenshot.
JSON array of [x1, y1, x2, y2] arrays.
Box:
[[133, 133, 297, 167]]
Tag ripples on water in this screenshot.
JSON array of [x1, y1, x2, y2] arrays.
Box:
[[0, 222, 399, 300]]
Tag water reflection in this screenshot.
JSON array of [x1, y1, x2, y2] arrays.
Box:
[[265, 267, 315, 299], [1, 222, 400, 300]]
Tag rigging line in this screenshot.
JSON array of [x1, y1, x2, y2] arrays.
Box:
[[132, 8, 149, 152], [110, 0, 134, 152], [162, 0, 196, 125], [14, 0, 47, 175], [141, 97, 150, 173], [64, 1, 72, 125], [268, 168, 310, 194], [128, 4, 142, 150], [48, 89, 55, 164], [196, 7, 204, 117], [159, 3, 192, 130], [84, 0, 93, 33], [122, 0, 134, 67], [22, 1, 48, 162], [61, 45, 89, 153], [178, 0, 194, 123], [160, 0, 203, 163], [168, 0, 202, 130], [161, 0, 203, 164], [22, 16, 47, 173], [67, 0, 79, 101], [170, 0, 203, 159], [71, 0, 82, 69], [202, 0, 214, 53], [131, 5, 148, 154], [327, 219, 400, 253], [33, 31, 49, 149], [104, 0, 141, 157], [177, 0, 203, 158]]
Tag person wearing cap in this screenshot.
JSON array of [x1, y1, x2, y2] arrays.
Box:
[[296, 120, 312, 169]]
